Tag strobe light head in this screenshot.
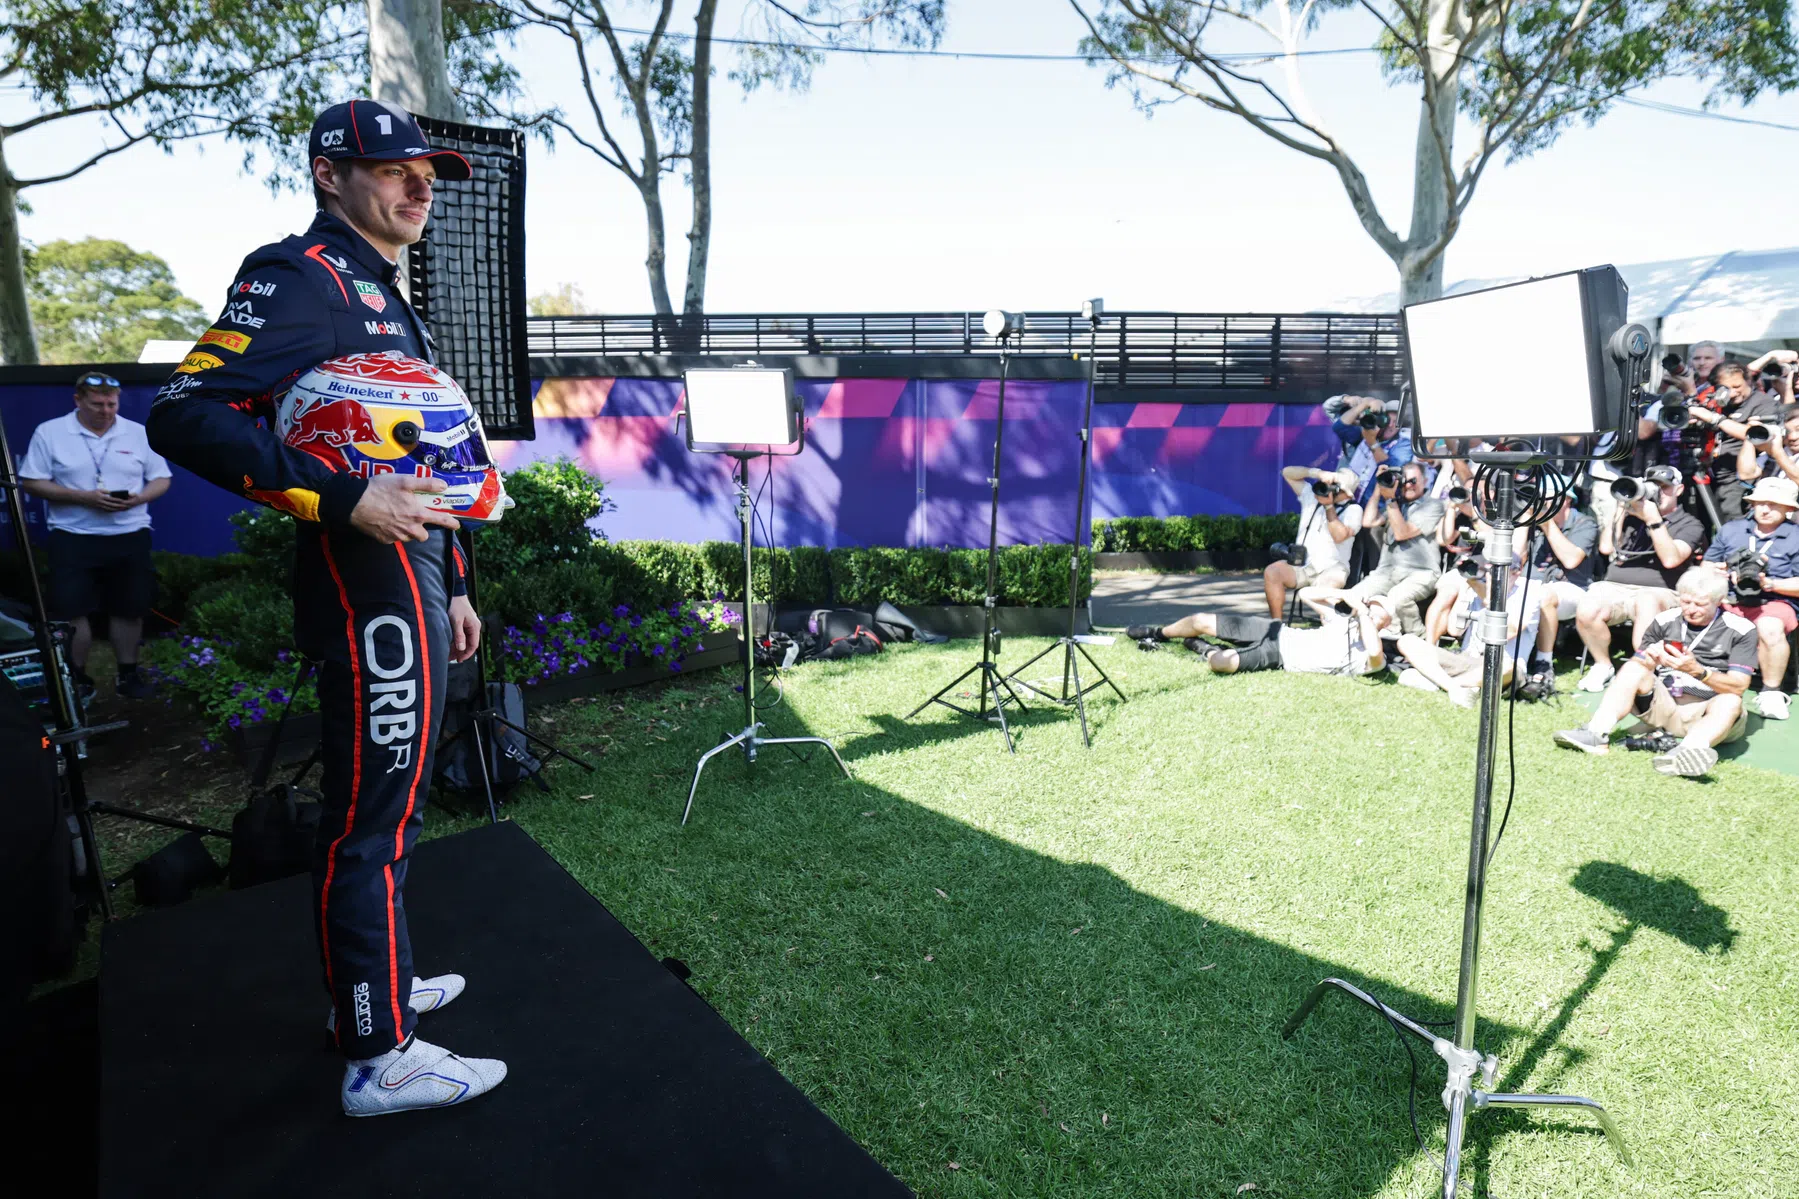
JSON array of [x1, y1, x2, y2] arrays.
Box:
[[1081, 298, 1105, 322], [983, 309, 1024, 340]]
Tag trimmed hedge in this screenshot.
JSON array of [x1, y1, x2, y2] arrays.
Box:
[[1091, 513, 1299, 554]]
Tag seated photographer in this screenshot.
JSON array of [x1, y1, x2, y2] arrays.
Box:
[[1331, 396, 1413, 505], [1128, 596, 1390, 678], [1335, 461, 1443, 636], [1576, 466, 1704, 692], [1392, 561, 1539, 709], [1521, 493, 1599, 694], [1735, 402, 1799, 493], [1554, 568, 1753, 778], [1700, 475, 1799, 720], [1265, 466, 1362, 619]]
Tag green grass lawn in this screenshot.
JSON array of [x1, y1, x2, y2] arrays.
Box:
[[93, 634, 1795, 1197], [414, 637, 1797, 1198]]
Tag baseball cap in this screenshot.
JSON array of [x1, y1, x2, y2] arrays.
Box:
[[1645, 464, 1684, 487], [308, 99, 471, 181]]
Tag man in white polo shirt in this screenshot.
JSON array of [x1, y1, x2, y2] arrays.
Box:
[[19, 371, 171, 699]]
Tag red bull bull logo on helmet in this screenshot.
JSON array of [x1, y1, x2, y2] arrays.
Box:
[[285, 392, 381, 451]]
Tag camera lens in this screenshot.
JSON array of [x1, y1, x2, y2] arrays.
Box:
[[1448, 485, 1470, 503], [1748, 423, 1773, 443]]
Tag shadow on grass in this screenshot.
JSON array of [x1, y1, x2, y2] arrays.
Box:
[[1467, 862, 1734, 1194], [528, 689, 1559, 1197]]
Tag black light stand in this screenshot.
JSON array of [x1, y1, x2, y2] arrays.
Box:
[[1282, 460, 1630, 1197], [906, 316, 1031, 752], [441, 529, 595, 824], [683, 453, 849, 824], [1005, 300, 1125, 744], [0, 414, 223, 921]]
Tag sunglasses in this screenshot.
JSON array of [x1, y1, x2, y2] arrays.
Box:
[[76, 373, 121, 390]]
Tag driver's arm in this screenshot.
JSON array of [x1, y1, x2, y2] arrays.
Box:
[[146, 256, 366, 526]]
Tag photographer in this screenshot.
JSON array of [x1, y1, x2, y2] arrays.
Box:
[[1520, 493, 1599, 694], [1393, 563, 1539, 709], [1688, 363, 1781, 522], [1339, 461, 1444, 635], [1554, 568, 1753, 778], [1700, 475, 1799, 719], [1129, 596, 1391, 678], [1331, 395, 1413, 505], [1660, 341, 1723, 401], [1735, 402, 1799, 490], [1576, 466, 1704, 691], [1265, 466, 1362, 619]]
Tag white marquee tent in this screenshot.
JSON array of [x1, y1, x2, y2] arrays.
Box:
[[1346, 246, 1799, 349]]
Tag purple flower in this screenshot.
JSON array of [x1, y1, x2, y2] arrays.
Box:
[[682, 625, 694, 637], [227, 715, 242, 729], [630, 615, 643, 628], [652, 645, 665, 656], [598, 622, 612, 636], [613, 605, 630, 618], [232, 682, 247, 696], [670, 660, 684, 672]]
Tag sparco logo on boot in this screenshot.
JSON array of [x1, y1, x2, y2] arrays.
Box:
[[364, 615, 418, 775], [352, 981, 373, 1037]]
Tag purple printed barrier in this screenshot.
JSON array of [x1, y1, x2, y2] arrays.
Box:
[[1, 372, 1345, 558], [497, 376, 1345, 548]]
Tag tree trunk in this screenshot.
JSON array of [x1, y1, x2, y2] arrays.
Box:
[[368, 0, 464, 121], [641, 178, 675, 317], [681, 0, 717, 319], [0, 137, 39, 365], [1396, 0, 1464, 305]]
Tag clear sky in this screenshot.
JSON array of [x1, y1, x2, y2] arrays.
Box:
[[9, 1, 1799, 318]]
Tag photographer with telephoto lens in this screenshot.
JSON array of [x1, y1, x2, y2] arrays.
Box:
[[1554, 568, 1754, 778], [1699, 475, 1799, 719], [1265, 466, 1362, 619], [1735, 402, 1799, 491], [1687, 362, 1782, 522], [1575, 465, 1704, 692], [1331, 395, 1413, 505], [1339, 461, 1444, 635]]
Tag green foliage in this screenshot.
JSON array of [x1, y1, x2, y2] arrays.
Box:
[[497, 600, 736, 685], [143, 636, 313, 741], [152, 550, 250, 621], [24, 239, 207, 364], [475, 458, 613, 576], [1091, 513, 1299, 554]]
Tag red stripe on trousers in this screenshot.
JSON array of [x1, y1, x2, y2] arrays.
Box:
[[385, 543, 434, 1043], [318, 536, 365, 1047]]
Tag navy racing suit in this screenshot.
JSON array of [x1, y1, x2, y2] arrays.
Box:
[[148, 211, 465, 1060]]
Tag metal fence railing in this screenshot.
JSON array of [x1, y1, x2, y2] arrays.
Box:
[[525, 311, 1405, 393]]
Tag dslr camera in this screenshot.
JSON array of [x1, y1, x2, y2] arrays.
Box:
[[1357, 409, 1386, 430], [1447, 484, 1471, 504], [1310, 478, 1336, 500], [1746, 420, 1775, 445], [1610, 464, 1681, 506], [1269, 542, 1310, 568], [1375, 466, 1405, 490], [1727, 545, 1767, 602]]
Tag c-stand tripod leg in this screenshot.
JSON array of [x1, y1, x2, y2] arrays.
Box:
[[905, 660, 985, 719], [469, 716, 500, 826], [758, 734, 851, 780], [1077, 643, 1127, 703], [1474, 1092, 1631, 1167], [683, 724, 757, 826], [486, 712, 596, 771], [1066, 644, 1092, 747]]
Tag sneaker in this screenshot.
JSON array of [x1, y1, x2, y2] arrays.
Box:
[[341, 1035, 506, 1117], [1653, 743, 1719, 778], [1446, 685, 1475, 710], [1577, 662, 1615, 693], [1124, 624, 1166, 642], [327, 973, 465, 1039], [1758, 691, 1790, 720], [115, 672, 157, 700], [1623, 731, 1680, 754], [1553, 727, 1610, 755]]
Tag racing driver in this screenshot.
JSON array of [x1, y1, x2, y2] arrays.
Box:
[[148, 99, 506, 1116]]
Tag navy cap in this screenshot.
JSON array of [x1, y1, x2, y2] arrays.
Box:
[[309, 99, 471, 181]]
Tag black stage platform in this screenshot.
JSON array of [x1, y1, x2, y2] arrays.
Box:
[[101, 821, 910, 1198]]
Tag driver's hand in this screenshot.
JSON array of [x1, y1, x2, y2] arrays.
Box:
[[348, 473, 460, 543]]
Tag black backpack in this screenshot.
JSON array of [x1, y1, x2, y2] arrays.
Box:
[[229, 783, 320, 889], [801, 609, 884, 661]]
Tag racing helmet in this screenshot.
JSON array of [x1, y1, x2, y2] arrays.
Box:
[[275, 351, 510, 522]]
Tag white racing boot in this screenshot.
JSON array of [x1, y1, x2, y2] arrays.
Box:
[[327, 973, 465, 1040], [342, 1034, 507, 1117]]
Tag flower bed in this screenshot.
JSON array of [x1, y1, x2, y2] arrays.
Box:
[[497, 598, 738, 684]]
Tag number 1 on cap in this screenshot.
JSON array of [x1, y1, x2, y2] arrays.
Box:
[[376, 114, 392, 135]]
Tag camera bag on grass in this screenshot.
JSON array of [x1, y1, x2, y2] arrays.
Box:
[[802, 609, 885, 662], [439, 679, 545, 799]]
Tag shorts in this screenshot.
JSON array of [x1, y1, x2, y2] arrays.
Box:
[[1290, 561, 1347, 588], [1212, 613, 1283, 673], [1724, 597, 1799, 634], [1347, 564, 1440, 636], [1583, 581, 1675, 626], [46, 529, 154, 621], [1428, 646, 1484, 686], [1540, 580, 1586, 622], [1634, 681, 1749, 743]]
